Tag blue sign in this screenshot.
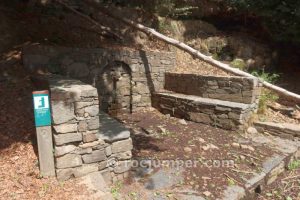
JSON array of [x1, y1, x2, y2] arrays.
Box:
[[33, 91, 51, 127]]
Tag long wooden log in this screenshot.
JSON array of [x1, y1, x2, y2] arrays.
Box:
[[56, 0, 122, 41], [83, 0, 300, 103]]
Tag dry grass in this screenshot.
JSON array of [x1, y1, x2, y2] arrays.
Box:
[[173, 48, 229, 76]]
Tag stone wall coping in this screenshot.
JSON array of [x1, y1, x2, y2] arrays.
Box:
[[155, 92, 252, 110], [165, 72, 258, 81], [49, 76, 97, 93]]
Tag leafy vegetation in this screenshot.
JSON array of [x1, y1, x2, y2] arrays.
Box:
[[288, 159, 300, 171], [251, 71, 280, 83], [104, 0, 300, 43], [227, 0, 300, 43], [111, 181, 123, 199], [230, 58, 246, 70], [251, 70, 280, 114]]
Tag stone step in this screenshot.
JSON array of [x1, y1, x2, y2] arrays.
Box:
[[152, 92, 256, 130], [164, 72, 261, 104], [254, 121, 300, 139], [221, 133, 300, 200]]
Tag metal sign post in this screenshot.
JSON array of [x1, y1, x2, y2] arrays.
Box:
[[32, 90, 55, 177]]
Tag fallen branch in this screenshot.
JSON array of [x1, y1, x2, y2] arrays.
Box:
[[282, 174, 300, 181], [232, 151, 261, 161], [224, 173, 243, 185], [55, 0, 122, 41], [231, 169, 256, 175], [83, 0, 300, 103]]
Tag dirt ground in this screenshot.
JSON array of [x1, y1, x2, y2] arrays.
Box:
[[114, 109, 289, 199]]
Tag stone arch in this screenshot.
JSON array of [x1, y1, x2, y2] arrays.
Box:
[[97, 61, 132, 115]]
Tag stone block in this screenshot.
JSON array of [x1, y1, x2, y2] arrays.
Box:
[[52, 101, 75, 124], [75, 101, 94, 109], [79, 140, 104, 149], [55, 145, 76, 157], [82, 149, 107, 164], [54, 132, 82, 146], [245, 172, 266, 190], [74, 147, 93, 155], [78, 120, 88, 132], [81, 88, 98, 97], [217, 119, 234, 129], [73, 164, 99, 178], [132, 95, 142, 103], [112, 151, 132, 160], [114, 160, 132, 174], [75, 108, 85, 117], [267, 161, 285, 185], [98, 160, 108, 170], [189, 112, 211, 124], [83, 132, 98, 143], [111, 139, 133, 154], [56, 154, 82, 169], [53, 123, 77, 134], [84, 105, 99, 117], [215, 106, 231, 112], [105, 146, 112, 156], [228, 112, 241, 120], [92, 142, 110, 150], [56, 168, 74, 181], [133, 82, 150, 94], [87, 116, 100, 130]]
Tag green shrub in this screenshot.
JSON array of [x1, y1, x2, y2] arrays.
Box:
[[258, 89, 279, 114], [252, 70, 280, 114], [251, 71, 280, 83], [288, 160, 300, 171], [230, 58, 246, 70], [227, 0, 300, 43]]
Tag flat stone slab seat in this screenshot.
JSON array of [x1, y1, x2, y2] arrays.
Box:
[[98, 111, 131, 142], [153, 92, 255, 130], [254, 121, 300, 139]]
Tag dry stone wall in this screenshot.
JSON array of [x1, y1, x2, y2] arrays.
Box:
[[37, 75, 133, 182], [23, 45, 176, 113], [164, 73, 261, 104], [152, 92, 255, 130]]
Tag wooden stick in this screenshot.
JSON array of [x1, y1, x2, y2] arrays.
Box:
[[55, 0, 122, 41], [83, 0, 300, 104], [231, 169, 256, 175], [282, 174, 300, 181], [232, 151, 261, 161], [224, 173, 244, 185]]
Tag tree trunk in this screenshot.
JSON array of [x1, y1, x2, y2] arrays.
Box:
[[82, 0, 300, 103]]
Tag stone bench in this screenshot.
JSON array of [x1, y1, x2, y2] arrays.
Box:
[[152, 92, 256, 130], [164, 72, 262, 104], [32, 75, 132, 183]]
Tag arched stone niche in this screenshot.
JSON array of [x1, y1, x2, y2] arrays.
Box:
[[97, 61, 132, 115]]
